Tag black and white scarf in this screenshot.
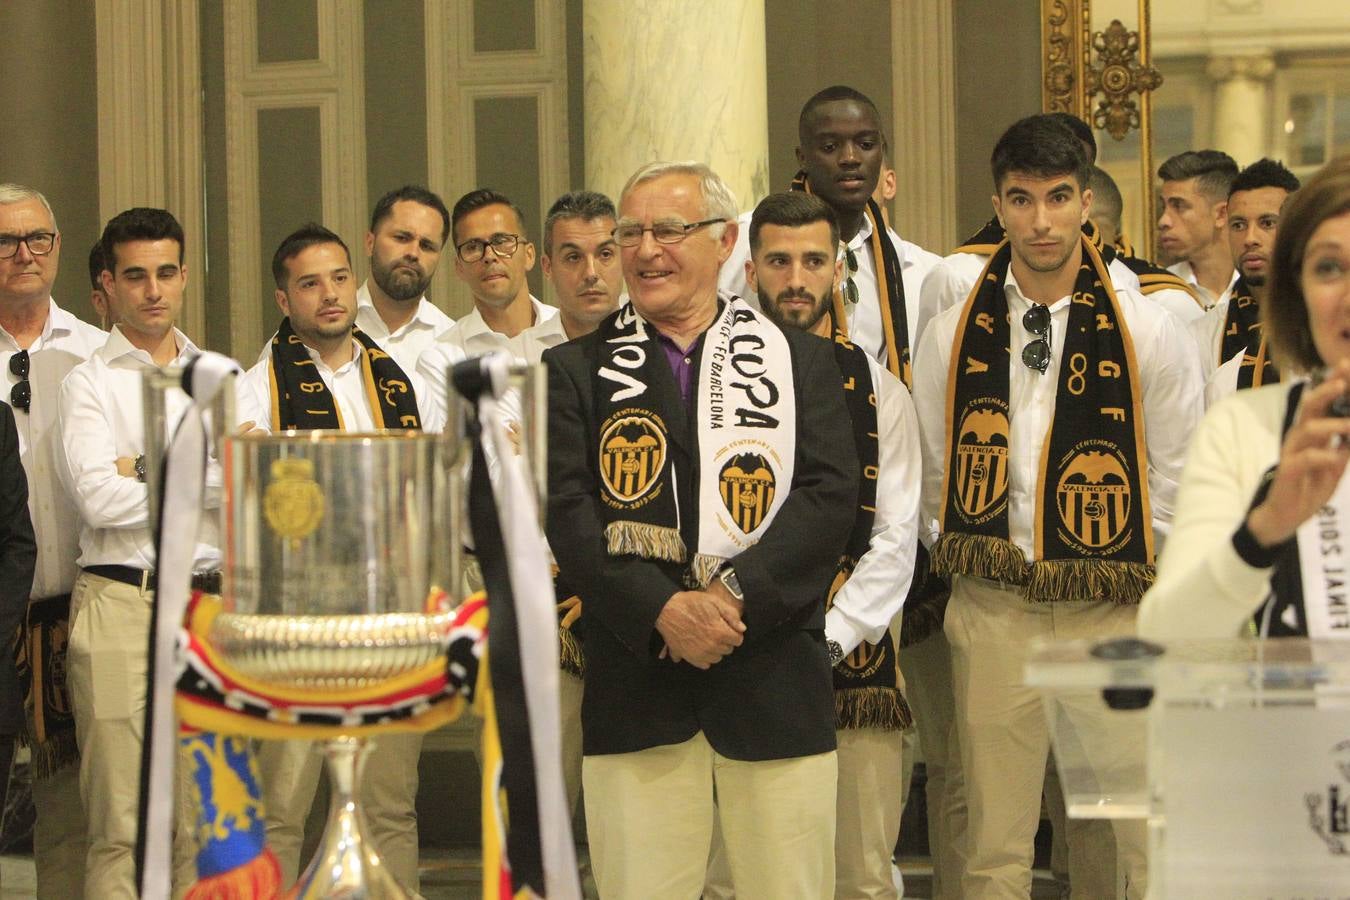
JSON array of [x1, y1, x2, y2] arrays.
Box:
[[932, 237, 1156, 603], [596, 297, 796, 588]]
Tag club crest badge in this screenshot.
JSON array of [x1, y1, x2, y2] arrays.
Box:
[[1056, 442, 1132, 551], [719, 452, 776, 534], [954, 404, 1010, 522], [599, 411, 667, 505], [263, 457, 324, 547]]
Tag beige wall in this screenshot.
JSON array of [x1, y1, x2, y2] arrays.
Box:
[[0, 0, 101, 323], [952, 0, 1044, 244]]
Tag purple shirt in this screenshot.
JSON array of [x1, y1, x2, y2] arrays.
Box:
[[657, 332, 704, 404]]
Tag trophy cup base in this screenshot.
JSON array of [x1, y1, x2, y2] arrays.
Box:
[[287, 736, 418, 900]]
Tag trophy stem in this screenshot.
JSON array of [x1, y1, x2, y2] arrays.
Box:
[[288, 736, 413, 899]]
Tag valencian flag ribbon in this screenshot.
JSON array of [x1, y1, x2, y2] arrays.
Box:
[[453, 353, 581, 900]]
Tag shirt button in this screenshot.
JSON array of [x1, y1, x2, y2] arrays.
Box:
[[684, 357, 691, 366]]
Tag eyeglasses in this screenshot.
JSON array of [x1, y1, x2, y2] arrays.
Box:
[[842, 246, 860, 306], [456, 232, 522, 263], [0, 232, 57, 260], [1022, 304, 1051, 373], [9, 350, 30, 413], [612, 218, 726, 247]]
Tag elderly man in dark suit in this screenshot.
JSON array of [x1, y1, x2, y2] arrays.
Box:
[[0, 400, 37, 848], [544, 160, 859, 900]]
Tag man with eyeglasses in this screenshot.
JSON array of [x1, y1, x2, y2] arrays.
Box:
[[720, 86, 939, 382], [0, 183, 105, 900], [545, 160, 858, 899], [437, 188, 562, 360], [911, 116, 1202, 899], [354, 185, 456, 373]]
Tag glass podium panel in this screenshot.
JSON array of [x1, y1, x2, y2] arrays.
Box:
[[1027, 638, 1350, 898]]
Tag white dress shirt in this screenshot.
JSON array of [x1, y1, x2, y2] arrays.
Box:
[[917, 247, 1143, 346], [1205, 352, 1243, 408], [438, 296, 559, 361], [353, 281, 456, 373], [719, 210, 939, 367], [1166, 259, 1238, 310], [1, 300, 107, 597], [57, 325, 220, 571], [236, 336, 441, 434], [1189, 298, 1234, 383], [825, 354, 921, 654], [912, 270, 1205, 560]]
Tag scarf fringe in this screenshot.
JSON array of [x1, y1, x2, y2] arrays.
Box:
[[604, 522, 686, 564], [931, 533, 1028, 585], [26, 731, 80, 780], [834, 686, 913, 732], [899, 588, 950, 649], [687, 554, 724, 591], [558, 625, 585, 678], [1026, 559, 1155, 605], [184, 848, 282, 900]]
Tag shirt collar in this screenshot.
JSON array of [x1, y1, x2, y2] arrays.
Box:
[[303, 336, 363, 375], [1003, 269, 1073, 312], [356, 281, 439, 337], [460, 295, 544, 339], [98, 324, 198, 366]]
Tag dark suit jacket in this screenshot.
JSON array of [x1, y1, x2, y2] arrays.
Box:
[[0, 402, 36, 735], [544, 311, 859, 762]]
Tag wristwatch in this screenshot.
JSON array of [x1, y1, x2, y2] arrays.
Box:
[[717, 565, 744, 603], [827, 639, 845, 667], [134, 454, 147, 483]]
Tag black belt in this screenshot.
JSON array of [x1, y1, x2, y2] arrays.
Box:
[[83, 564, 222, 595]]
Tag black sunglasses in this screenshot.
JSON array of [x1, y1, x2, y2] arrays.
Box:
[[9, 350, 30, 413], [1022, 305, 1051, 373]]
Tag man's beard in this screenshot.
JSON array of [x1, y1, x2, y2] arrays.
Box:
[[372, 256, 431, 302], [1241, 267, 1266, 288], [758, 285, 830, 332]]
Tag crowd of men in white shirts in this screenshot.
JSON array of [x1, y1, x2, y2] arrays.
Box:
[[0, 83, 1297, 899]]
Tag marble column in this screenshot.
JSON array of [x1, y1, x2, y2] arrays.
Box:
[[583, 0, 769, 212], [1207, 54, 1276, 167]]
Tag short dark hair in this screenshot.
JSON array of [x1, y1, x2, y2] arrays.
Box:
[[1046, 112, 1098, 164], [88, 241, 106, 291], [271, 223, 351, 291], [1229, 158, 1301, 198], [1157, 150, 1239, 202], [1088, 165, 1124, 230], [748, 192, 840, 255], [369, 185, 451, 246], [543, 190, 616, 256], [990, 115, 1091, 192], [451, 189, 526, 246], [100, 207, 185, 271], [798, 84, 885, 147], [1264, 155, 1350, 374]]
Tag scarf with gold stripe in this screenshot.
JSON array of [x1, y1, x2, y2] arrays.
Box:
[[932, 236, 1155, 603], [1220, 276, 1282, 389], [790, 171, 910, 385], [265, 318, 421, 431], [827, 333, 910, 730]]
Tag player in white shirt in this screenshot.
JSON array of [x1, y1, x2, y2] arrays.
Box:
[[240, 224, 437, 892], [912, 118, 1203, 898], [0, 184, 106, 900], [58, 207, 212, 896], [353, 185, 456, 373], [1157, 149, 1239, 308]]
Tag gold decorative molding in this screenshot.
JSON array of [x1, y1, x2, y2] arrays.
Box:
[[1086, 20, 1164, 140], [1042, 0, 1091, 118]]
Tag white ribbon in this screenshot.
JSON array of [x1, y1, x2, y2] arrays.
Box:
[[139, 351, 240, 899]]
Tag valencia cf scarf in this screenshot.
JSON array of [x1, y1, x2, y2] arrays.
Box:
[[266, 318, 422, 431], [827, 335, 911, 731], [15, 593, 78, 778], [790, 171, 910, 385], [932, 237, 1156, 604], [595, 297, 796, 588], [1226, 277, 1282, 390]]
